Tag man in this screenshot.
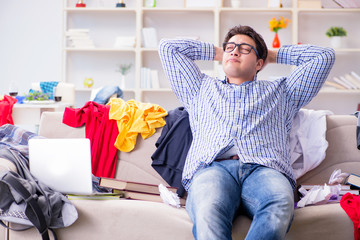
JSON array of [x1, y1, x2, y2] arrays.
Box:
[[159, 25, 335, 239]]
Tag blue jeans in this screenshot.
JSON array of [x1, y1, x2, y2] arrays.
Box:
[[93, 86, 123, 104], [186, 160, 294, 240]]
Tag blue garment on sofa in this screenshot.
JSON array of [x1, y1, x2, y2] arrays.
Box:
[[93, 86, 123, 105]]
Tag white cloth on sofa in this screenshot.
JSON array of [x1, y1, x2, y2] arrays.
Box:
[[290, 109, 333, 179]]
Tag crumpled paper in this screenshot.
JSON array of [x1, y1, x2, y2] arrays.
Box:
[[328, 169, 350, 185], [297, 184, 341, 208], [158, 184, 181, 208], [297, 169, 349, 208]]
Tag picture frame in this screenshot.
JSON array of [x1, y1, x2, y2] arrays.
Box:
[[268, 0, 281, 8]]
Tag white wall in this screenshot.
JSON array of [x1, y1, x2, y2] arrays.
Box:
[[0, 0, 62, 96]]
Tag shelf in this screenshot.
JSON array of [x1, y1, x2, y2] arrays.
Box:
[[62, 0, 360, 113], [65, 48, 136, 52], [142, 7, 216, 12], [76, 88, 136, 92], [220, 7, 293, 12], [140, 88, 172, 92], [64, 8, 136, 12], [297, 8, 360, 13], [319, 89, 360, 93], [334, 48, 360, 53]]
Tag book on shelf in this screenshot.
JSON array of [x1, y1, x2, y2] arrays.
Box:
[[344, 74, 360, 89], [321, 0, 360, 8], [140, 67, 160, 89], [325, 72, 360, 90], [333, 76, 355, 89], [66, 28, 95, 48], [99, 177, 178, 195], [351, 71, 360, 82], [151, 70, 160, 89], [324, 81, 346, 90], [142, 27, 158, 48]]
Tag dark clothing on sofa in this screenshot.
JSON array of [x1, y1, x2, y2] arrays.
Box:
[[151, 107, 192, 197]]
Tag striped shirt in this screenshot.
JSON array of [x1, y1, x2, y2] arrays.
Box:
[[159, 38, 335, 191]]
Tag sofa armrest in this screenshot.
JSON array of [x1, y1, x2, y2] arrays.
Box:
[[38, 111, 85, 138]]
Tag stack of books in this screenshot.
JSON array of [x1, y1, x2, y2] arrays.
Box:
[[140, 67, 160, 89], [99, 177, 186, 206], [324, 71, 360, 90], [345, 173, 360, 190], [66, 29, 95, 49]]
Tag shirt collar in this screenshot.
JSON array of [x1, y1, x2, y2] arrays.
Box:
[[222, 75, 257, 86]]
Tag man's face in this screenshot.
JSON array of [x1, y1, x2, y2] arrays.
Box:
[[222, 34, 263, 83]]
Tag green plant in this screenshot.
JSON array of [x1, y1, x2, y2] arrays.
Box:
[[25, 91, 50, 101], [326, 27, 347, 37], [116, 63, 132, 76]]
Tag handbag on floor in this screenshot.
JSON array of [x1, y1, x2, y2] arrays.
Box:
[[0, 171, 57, 240]]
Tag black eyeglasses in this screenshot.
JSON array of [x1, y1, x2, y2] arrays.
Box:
[[222, 42, 260, 58]]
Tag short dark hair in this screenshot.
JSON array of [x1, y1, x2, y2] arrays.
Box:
[[223, 25, 267, 62]]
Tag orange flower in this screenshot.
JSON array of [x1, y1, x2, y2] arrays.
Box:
[[269, 17, 290, 33]]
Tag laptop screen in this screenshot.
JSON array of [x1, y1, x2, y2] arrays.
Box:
[[29, 138, 93, 195]]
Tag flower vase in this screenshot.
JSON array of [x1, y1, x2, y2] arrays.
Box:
[[330, 36, 343, 49], [272, 33, 280, 48], [120, 75, 126, 89]]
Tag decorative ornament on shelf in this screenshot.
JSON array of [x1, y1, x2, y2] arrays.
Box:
[[116, 0, 126, 8], [326, 26, 347, 49], [231, 0, 241, 8], [269, 17, 290, 48], [116, 63, 132, 89], [76, 0, 86, 8], [84, 78, 94, 88], [144, 0, 156, 7]]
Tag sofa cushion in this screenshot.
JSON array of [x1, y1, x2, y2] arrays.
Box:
[[115, 131, 170, 186], [8, 200, 194, 240], [7, 200, 354, 240], [38, 112, 85, 139]]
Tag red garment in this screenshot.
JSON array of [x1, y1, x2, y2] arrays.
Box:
[[62, 101, 119, 178], [340, 192, 360, 240], [0, 95, 17, 126]]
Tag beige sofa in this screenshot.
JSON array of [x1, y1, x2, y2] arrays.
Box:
[[2, 112, 360, 240]]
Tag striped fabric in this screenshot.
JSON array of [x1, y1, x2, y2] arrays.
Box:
[[159, 38, 335, 190], [40, 81, 59, 94]]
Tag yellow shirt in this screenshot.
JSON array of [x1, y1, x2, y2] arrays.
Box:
[[108, 98, 168, 152]]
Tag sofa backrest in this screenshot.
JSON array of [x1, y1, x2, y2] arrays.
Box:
[[38, 111, 169, 186], [38, 112, 360, 187]]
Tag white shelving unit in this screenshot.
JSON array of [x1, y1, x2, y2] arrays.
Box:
[[62, 0, 360, 113]]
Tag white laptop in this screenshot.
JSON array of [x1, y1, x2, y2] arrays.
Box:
[[29, 138, 93, 195]]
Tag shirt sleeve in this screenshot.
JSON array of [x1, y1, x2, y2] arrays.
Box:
[[62, 103, 88, 128], [277, 44, 336, 110], [158, 38, 215, 108]]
